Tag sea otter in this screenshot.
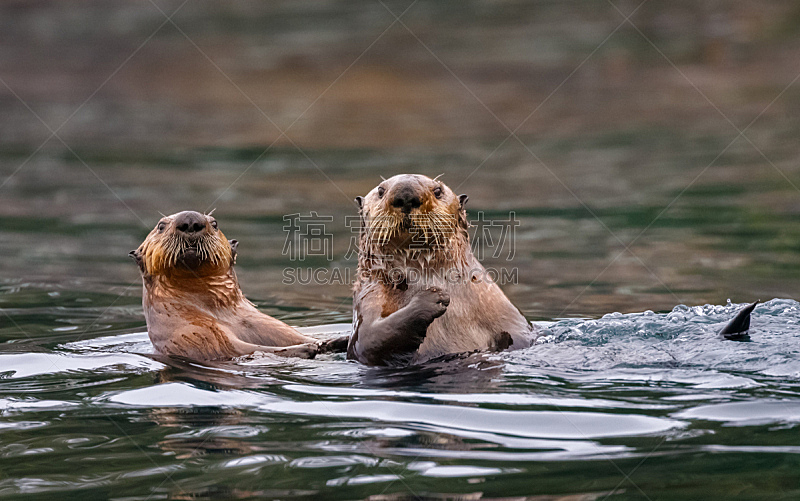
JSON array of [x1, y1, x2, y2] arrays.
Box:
[[130, 210, 345, 360], [347, 174, 537, 366]]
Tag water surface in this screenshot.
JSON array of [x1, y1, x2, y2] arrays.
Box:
[[2, 277, 799, 499], [3, 1, 800, 498]]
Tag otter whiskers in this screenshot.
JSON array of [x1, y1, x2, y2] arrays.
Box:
[[366, 210, 403, 246], [156, 233, 227, 270], [365, 209, 459, 252]]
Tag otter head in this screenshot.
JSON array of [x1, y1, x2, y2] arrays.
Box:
[[357, 174, 469, 264], [129, 211, 238, 280]]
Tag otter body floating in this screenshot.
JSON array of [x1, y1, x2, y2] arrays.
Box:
[[130, 210, 346, 361], [348, 174, 536, 366], [718, 301, 759, 341]]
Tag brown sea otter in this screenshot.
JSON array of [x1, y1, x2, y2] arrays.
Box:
[[130, 210, 345, 360], [347, 174, 536, 366]]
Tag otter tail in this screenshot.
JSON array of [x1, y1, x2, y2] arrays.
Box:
[[718, 301, 758, 341]]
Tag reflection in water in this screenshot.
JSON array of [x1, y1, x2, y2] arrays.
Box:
[[364, 493, 613, 501], [355, 353, 507, 392], [152, 407, 260, 459], [0, 297, 799, 498]]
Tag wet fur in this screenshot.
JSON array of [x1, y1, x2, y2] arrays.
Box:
[[131, 211, 334, 361], [348, 174, 535, 366]]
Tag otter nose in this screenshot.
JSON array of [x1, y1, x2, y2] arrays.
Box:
[[391, 188, 422, 214], [174, 211, 206, 235]]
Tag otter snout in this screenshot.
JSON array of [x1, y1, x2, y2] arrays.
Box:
[[174, 211, 207, 236], [391, 185, 422, 214]]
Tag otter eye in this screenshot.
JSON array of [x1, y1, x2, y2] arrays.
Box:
[[210, 220, 218, 230], [433, 186, 443, 199], [377, 186, 385, 198], [157, 222, 166, 233]]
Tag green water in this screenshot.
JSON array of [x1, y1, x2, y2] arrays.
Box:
[[2, 142, 800, 500], [3, 1, 800, 498]]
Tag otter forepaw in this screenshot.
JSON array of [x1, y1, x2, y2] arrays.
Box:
[[414, 286, 450, 320], [273, 342, 319, 359], [319, 335, 350, 353]]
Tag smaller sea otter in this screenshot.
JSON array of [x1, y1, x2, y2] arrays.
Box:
[[348, 174, 536, 366], [130, 211, 344, 360]]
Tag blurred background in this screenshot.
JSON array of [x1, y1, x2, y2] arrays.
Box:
[[2, 0, 800, 319]]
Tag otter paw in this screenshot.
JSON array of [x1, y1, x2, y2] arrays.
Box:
[[319, 335, 350, 354], [274, 343, 319, 359], [414, 286, 450, 319]]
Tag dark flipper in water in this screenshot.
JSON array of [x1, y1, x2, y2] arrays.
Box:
[[718, 301, 758, 341]]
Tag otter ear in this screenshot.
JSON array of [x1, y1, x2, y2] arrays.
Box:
[[355, 196, 364, 210], [457, 194, 470, 229], [229, 239, 238, 265], [129, 249, 145, 274]]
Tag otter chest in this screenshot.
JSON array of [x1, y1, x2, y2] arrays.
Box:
[[409, 279, 509, 360]]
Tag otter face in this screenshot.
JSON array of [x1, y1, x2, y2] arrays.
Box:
[[357, 174, 468, 251], [130, 211, 237, 278]]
